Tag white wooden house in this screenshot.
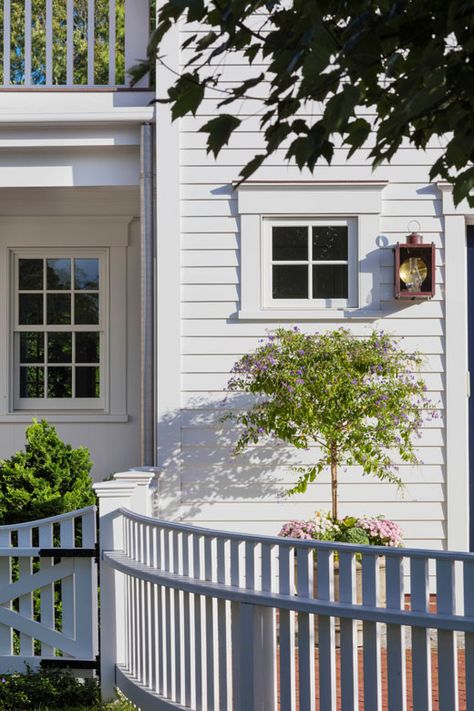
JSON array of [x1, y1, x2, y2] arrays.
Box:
[[0, 1, 472, 553]]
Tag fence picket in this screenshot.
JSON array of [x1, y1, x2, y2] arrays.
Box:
[[362, 553, 382, 710], [385, 556, 407, 711], [204, 536, 217, 711], [39, 524, 54, 657], [317, 548, 336, 711], [279, 545, 296, 711], [437, 559, 458, 710], [410, 557, 433, 711], [217, 538, 229, 711], [18, 528, 33, 657], [296, 547, 316, 711], [0, 530, 11, 655], [339, 550, 358, 711]]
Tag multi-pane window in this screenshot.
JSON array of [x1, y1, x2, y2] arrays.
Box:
[[14, 254, 104, 408], [266, 220, 357, 307]]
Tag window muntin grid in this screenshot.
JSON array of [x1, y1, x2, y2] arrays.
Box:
[[14, 254, 105, 409], [264, 219, 357, 308]]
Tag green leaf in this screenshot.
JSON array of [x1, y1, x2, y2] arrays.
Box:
[[168, 72, 205, 119], [200, 115, 242, 156], [237, 154, 267, 183]]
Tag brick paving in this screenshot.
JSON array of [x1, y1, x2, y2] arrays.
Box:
[[280, 648, 467, 710]]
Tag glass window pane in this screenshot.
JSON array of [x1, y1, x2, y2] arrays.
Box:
[[312, 264, 348, 298], [272, 265, 308, 299], [48, 333, 72, 363], [76, 367, 100, 398], [272, 226, 308, 261], [20, 367, 44, 398], [47, 259, 71, 290], [19, 294, 43, 325], [76, 332, 100, 363], [19, 259, 43, 290], [47, 367, 72, 398], [47, 294, 71, 325], [312, 226, 348, 261], [20, 333, 44, 363], [75, 294, 99, 325], [75, 259, 99, 290]]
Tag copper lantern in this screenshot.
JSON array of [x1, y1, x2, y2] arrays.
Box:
[[394, 233, 435, 299]]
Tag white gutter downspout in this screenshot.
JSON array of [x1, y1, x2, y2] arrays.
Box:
[[140, 123, 155, 466]]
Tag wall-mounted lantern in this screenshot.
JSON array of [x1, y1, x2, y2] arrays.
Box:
[[394, 230, 435, 300]]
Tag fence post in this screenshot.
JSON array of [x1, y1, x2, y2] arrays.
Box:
[[94, 480, 136, 701], [124, 0, 150, 86], [94, 470, 156, 700]]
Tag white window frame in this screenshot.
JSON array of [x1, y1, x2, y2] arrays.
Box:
[[263, 217, 358, 308], [236, 181, 387, 320], [0, 216, 129, 420], [12, 248, 108, 411]]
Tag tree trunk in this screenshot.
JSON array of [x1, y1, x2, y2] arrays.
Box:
[[330, 444, 338, 520]]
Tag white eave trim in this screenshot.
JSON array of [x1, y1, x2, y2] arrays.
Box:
[[0, 109, 155, 125]]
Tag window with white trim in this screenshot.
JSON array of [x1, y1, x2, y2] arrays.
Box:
[[263, 218, 358, 308], [13, 250, 106, 410], [236, 181, 386, 319]]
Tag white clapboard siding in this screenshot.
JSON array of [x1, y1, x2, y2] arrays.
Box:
[[180, 463, 446, 485], [181, 319, 444, 338], [172, 24, 448, 549]]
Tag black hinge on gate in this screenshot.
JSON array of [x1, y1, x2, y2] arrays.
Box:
[[40, 655, 100, 671], [38, 547, 97, 560]]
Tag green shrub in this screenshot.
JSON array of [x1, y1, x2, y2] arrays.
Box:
[[339, 527, 371, 546], [0, 420, 95, 525], [0, 667, 136, 710], [0, 668, 99, 710]]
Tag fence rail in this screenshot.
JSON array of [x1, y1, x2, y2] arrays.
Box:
[[98, 501, 474, 711], [1, 0, 150, 88], [0, 505, 98, 674]]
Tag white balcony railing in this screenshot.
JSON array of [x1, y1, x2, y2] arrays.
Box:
[[0, 0, 150, 89]]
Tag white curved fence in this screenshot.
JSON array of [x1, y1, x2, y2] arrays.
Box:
[[95, 473, 474, 711]]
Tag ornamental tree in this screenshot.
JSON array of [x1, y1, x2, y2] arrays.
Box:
[[225, 328, 435, 520]]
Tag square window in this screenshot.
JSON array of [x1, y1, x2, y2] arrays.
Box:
[[266, 220, 356, 307]]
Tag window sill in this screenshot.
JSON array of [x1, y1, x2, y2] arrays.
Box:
[[237, 308, 383, 321], [0, 413, 129, 423]]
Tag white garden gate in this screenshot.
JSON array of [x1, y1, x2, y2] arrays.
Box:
[[0, 506, 98, 673]]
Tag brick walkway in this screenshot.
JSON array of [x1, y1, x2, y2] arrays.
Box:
[[280, 649, 467, 710]]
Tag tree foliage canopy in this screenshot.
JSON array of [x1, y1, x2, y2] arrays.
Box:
[[135, 1, 474, 204]]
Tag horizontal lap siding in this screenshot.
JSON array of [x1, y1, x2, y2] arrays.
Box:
[[173, 30, 446, 546]]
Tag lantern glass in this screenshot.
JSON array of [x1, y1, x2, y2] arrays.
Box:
[[399, 257, 428, 292]]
